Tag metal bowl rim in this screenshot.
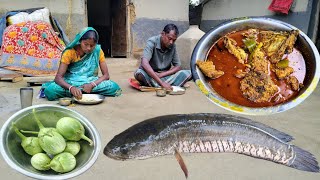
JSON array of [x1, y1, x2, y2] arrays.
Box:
[[0, 104, 101, 179]]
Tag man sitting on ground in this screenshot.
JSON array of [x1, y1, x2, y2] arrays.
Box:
[[134, 24, 192, 91]]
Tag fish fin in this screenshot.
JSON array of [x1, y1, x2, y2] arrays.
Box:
[[213, 114, 294, 142], [174, 148, 188, 179], [289, 145, 319, 172]]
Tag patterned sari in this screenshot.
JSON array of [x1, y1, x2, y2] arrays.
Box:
[[42, 27, 121, 100]]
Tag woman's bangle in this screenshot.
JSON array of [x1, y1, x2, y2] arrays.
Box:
[[90, 82, 97, 87], [68, 86, 74, 92]]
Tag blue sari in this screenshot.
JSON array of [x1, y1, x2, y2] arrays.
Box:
[[42, 27, 121, 100]]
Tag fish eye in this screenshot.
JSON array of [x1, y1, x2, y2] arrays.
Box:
[[112, 147, 120, 153], [120, 147, 128, 155]]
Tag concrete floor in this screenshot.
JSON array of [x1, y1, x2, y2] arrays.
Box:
[[0, 58, 320, 180]]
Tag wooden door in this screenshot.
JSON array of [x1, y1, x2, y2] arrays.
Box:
[[111, 0, 127, 57]]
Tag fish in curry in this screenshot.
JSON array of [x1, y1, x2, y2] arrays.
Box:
[[196, 28, 304, 107]]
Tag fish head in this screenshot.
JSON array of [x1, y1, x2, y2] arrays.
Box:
[[104, 117, 171, 160], [104, 143, 130, 160], [104, 136, 148, 160]]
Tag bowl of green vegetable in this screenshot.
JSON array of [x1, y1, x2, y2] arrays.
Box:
[[0, 104, 101, 180]]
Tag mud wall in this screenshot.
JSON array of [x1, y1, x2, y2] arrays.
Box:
[[201, 0, 319, 42], [129, 0, 189, 59], [0, 0, 87, 40]]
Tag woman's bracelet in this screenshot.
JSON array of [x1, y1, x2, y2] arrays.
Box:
[[90, 81, 97, 87], [68, 86, 74, 92]]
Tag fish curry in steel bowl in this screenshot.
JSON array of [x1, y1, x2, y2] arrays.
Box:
[[191, 17, 320, 115]]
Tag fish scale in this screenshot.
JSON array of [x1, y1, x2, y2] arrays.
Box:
[[104, 113, 319, 173], [176, 137, 293, 165]]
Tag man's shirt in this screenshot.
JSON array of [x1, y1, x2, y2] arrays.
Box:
[[142, 35, 181, 72]]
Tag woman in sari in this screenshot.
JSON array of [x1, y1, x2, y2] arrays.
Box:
[[42, 27, 122, 100]]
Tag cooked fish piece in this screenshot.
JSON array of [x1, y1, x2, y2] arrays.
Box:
[[267, 35, 287, 58], [235, 69, 247, 78], [260, 30, 288, 58], [260, 30, 275, 40], [235, 64, 251, 78], [240, 71, 279, 103], [242, 28, 259, 40], [270, 43, 287, 63], [285, 30, 299, 54], [262, 30, 298, 64], [287, 76, 300, 91], [196, 61, 224, 79], [275, 66, 294, 79], [250, 42, 269, 74], [260, 31, 288, 54], [224, 37, 247, 64]]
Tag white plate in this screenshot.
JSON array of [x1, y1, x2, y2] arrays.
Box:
[[169, 86, 186, 95], [72, 94, 105, 105]]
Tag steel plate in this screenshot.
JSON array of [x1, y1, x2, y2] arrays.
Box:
[[73, 94, 105, 105]]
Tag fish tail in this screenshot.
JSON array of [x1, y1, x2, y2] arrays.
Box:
[[289, 145, 319, 172]]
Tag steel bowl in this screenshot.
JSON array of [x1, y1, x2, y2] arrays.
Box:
[[0, 104, 101, 179], [156, 89, 167, 97], [191, 17, 320, 115], [58, 97, 72, 106]]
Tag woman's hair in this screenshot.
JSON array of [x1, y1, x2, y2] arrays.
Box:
[[80, 30, 98, 43], [163, 24, 179, 36]]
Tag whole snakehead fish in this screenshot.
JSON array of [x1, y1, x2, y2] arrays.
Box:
[[104, 113, 319, 175]]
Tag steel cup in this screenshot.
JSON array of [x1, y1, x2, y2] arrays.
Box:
[[20, 87, 33, 109]]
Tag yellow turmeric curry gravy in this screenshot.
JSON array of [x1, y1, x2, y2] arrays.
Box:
[[207, 30, 306, 107]]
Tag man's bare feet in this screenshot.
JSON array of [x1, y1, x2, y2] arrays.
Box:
[[183, 82, 191, 88]]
